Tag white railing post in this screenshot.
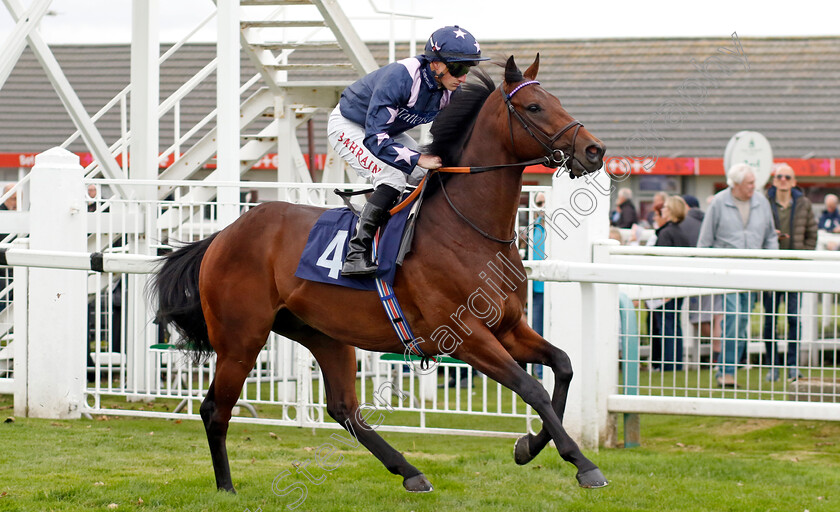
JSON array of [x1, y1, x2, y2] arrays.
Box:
[[23, 147, 87, 419], [588, 240, 620, 447], [801, 292, 818, 366], [216, 0, 242, 227], [544, 168, 612, 449], [126, 0, 160, 400], [12, 238, 29, 415]]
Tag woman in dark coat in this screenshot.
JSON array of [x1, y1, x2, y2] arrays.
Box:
[[649, 196, 691, 370]]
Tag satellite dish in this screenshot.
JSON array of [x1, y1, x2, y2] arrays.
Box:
[[723, 131, 773, 188]]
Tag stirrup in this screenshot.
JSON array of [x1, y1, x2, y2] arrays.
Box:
[[341, 261, 378, 277]]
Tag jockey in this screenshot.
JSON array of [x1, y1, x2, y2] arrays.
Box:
[[328, 25, 488, 277]]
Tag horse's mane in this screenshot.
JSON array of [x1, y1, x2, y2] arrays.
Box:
[[420, 61, 524, 198], [424, 67, 497, 166]]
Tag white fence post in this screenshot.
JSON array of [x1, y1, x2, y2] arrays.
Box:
[[12, 238, 29, 415], [544, 168, 611, 449], [588, 240, 620, 447], [124, 0, 160, 400], [23, 147, 87, 419], [801, 293, 818, 365]]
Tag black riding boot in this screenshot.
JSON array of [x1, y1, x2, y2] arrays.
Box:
[[341, 185, 400, 277]]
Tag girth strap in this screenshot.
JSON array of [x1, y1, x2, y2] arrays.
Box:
[[371, 230, 434, 366]]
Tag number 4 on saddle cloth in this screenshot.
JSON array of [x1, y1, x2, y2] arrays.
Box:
[[295, 189, 427, 357], [294, 195, 415, 292]]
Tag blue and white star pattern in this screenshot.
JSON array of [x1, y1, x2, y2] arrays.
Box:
[[385, 107, 399, 124], [338, 56, 450, 174], [393, 145, 418, 165]]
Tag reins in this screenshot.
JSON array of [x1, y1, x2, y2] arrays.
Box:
[[435, 171, 517, 244], [392, 80, 584, 244], [388, 169, 517, 244]]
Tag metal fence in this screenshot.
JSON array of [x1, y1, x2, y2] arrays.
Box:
[[73, 180, 550, 437], [593, 245, 840, 424], [5, 176, 840, 443], [619, 288, 839, 400]]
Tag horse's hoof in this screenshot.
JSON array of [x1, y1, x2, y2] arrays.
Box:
[[217, 486, 236, 494], [576, 467, 608, 488], [403, 473, 434, 493], [514, 435, 534, 465]]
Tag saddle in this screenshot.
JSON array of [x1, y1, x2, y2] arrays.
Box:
[[294, 180, 427, 291]]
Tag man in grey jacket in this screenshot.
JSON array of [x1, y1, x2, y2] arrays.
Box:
[[698, 163, 779, 387]]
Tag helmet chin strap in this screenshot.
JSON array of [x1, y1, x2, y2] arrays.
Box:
[[431, 61, 447, 83]]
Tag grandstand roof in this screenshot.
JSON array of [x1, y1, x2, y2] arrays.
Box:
[[1, 36, 838, 159]]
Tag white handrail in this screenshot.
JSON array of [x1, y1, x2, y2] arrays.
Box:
[[527, 260, 840, 294], [60, 11, 218, 150], [366, 0, 431, 20], [610, 244, 840, 261], [0, 247, 158, 274]]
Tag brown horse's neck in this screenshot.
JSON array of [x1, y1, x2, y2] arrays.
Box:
[[441, 95, 525, 245]]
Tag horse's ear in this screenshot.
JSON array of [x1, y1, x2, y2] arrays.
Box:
[[523, 53, 540, 80], [504, 55, 521, 84]]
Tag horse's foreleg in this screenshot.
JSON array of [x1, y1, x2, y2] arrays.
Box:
[[306, 341, 432, 493], [200, 355, 258, 492], [499, 321, 574, 466], [455, 335, 607, 488]]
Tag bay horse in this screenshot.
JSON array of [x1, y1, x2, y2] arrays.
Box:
[[152, 54, 608, 494]]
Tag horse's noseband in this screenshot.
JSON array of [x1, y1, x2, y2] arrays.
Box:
[[501, 81, 584, 177]]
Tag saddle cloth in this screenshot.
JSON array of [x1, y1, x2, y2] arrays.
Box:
[[294, 204, 413, 291]]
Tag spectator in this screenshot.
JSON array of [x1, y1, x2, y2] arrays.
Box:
[[0, 183, 18, 312], [1, 183, 17, 212], [610, 188, 638, 228], [626, 223, 645, 246], [682, 194, 723, 368], [87, 184, 98, 212], [680, 194, 703, 244], [645, 191, 667, 228], [818, 193, 840, 233], [762, 163, 816, 381], [698, 163, 778, 387], [612, 230, 641, 389], [529, 192, 547, 338], [527, 192, 547, 379], [649, 196, 692, 371], [650, 201, 665, 230]]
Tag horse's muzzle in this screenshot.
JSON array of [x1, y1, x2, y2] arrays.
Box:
[[567, 142, 606, 179]]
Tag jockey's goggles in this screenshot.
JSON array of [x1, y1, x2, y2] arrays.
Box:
[[431, 47, 474, 78], [445, 61, 471, 78]]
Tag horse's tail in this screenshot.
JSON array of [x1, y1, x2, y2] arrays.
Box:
[[149, 233, 219, 358]]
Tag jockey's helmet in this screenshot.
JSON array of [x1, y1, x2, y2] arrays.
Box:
[[424, 26, 489, 67]]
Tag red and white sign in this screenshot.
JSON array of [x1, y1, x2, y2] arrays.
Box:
[[1, 152, 836, 177]]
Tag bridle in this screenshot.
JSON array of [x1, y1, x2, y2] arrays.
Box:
[[500, 80, 583, 177], [434, 79, 586, 245]]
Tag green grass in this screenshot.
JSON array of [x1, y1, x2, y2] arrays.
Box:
[[2, 394, 839, 511]]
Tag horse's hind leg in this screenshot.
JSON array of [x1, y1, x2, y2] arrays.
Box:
[[455, 331, 607, 488], [303, 339, 432, 492], [200, 351, 262, 492], [500, 320, 575, 467]]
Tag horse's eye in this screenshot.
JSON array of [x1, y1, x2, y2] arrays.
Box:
[[527, 104, 541, 113]]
